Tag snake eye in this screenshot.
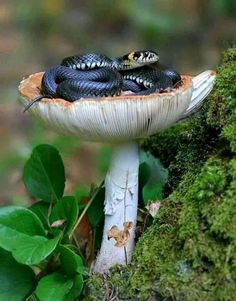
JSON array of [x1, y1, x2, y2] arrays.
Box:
[[131, 50, 146, 61]]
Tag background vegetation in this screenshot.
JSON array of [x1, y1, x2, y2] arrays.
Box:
[[1, 0, 235, 206], [0, 2, 236, 299]]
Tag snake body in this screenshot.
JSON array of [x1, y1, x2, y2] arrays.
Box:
[[24, 50, 181, 111]]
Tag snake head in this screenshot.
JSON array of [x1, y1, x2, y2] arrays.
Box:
[[121, 50, 159, 69]]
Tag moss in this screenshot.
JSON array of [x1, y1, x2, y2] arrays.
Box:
[[127, 156, 236, 301], [82, 275, 106, 301], [83, 46, 236, 301], [141, 109, 221, 195]]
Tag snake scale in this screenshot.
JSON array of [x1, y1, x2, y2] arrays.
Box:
[[24, 50, 181, 112]]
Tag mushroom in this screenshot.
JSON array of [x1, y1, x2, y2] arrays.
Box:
[[18, 70, 216, 273]]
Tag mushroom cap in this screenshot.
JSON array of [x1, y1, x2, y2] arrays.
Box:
[[18, 71, 211, 142]]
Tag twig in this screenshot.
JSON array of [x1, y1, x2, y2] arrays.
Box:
[[72, 233, 86, 261]]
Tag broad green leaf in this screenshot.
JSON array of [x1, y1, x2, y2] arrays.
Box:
[[0, 249, 35, 301], [143, 184, 163, 203], [0, 224, 25, 252], [23, 144, 65, 202], [30, 201, 50, 229], [87, 187, 105, 227], [59, 245, 85, 276], [50, 196, 78, 235], [36, 272, 73, 301], [14, 233, 61, 265], [0, 206, 45, 236], [66, 274, 83, 301], [0, 224, 61, 265], [139, 151, 168, 205]]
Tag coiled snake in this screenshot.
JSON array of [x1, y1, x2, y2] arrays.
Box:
[[24, 50, 181, 112]]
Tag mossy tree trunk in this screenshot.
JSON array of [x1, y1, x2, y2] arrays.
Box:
[[84, 46, 236, 301]]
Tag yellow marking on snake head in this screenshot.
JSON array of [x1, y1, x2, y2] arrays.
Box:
[[128, 52, 135, 61]]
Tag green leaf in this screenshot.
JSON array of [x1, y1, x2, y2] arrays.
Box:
[[59, 245, 85, 276], [87, 187, 105, 227], [36, 272, 73, 301], [23, 144, 65, 203], [0, 206, 45, 236], [0, 249, 35, 301], [139, 151, 168, 205], [66, 274, 83, 301], [0, 224, 61, 265], [30, 201, 50, 229], [50, 196, 78, 235], [14, 233, 61, 265]]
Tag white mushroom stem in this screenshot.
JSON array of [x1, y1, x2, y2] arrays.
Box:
[[93, 141, 139, 273]]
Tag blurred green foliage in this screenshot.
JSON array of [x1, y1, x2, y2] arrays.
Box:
[[0, 2, 236, 299], [0, 0, 235, 205]]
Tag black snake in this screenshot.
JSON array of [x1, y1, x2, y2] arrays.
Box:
[[24, 50, 181, 112]]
